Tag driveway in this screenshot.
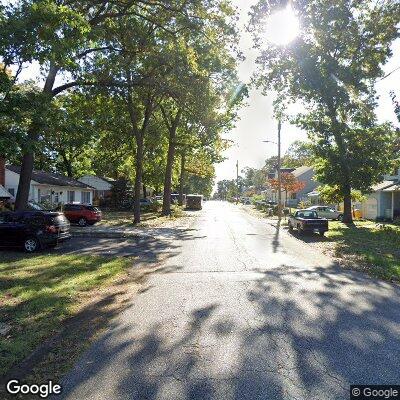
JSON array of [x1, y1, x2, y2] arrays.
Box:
[[58, 201, 400, 400]]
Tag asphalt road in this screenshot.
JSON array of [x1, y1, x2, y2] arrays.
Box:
[[59, 201, 400, 400]]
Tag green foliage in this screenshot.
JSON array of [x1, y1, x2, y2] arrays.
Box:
[[0, 81, 50, 157], [242, 167, 266, 190], [109, 179, 133, 209], [318, 185, 366, 204], [184, 174, 214, 197], [283, 140, 315, 168], [252, 0, 400, 221], [215, 177, 244, 200], [1, 0, 244, 216]]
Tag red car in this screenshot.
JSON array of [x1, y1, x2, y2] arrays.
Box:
[[62, 204, 102, 226]]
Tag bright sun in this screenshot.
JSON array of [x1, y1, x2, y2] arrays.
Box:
[[263, 5, 300, 46]]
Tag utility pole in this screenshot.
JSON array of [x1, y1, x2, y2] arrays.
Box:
[[236, 160, 239, 204], [277, 120, 282, 219]]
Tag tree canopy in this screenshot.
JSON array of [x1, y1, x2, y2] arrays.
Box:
[[251, 0, 400, 222]]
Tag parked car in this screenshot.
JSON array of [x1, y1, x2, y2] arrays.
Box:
[[0, 211, 71, 252], [61, 204, 102, 226], [306, 206, 343, 221], [140, 198, 153, 207], [288, 209, 329, 236]]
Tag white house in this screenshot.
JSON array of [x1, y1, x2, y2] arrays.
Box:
[[78, 175, 115, 199], [5, 165, 95, 206], [359, 170, 400, 220], [0, 158, 11, 200]]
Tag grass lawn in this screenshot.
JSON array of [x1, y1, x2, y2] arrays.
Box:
[[326, 220, 400, 281], [0, 252, 133, 377], [99, 205, 185, 228]]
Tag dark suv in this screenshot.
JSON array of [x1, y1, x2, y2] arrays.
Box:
[[61, 204, 102, 226], [0, 211, 71, 252]]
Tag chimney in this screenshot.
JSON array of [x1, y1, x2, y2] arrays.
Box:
[[0, 157, 5, 186]]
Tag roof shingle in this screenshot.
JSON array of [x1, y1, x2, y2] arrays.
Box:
[[6, 166, 94, 189]]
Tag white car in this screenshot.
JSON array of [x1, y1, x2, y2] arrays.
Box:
[[306, 206, 343, 221]]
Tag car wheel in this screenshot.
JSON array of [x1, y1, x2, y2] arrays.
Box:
[[78, 217, 87, 227], [24, 237, 39, 253], [338, 214, 343, 222], [288, 223, 293, 232], [297, 225, 304, 234], [319, 231, 325, 237]]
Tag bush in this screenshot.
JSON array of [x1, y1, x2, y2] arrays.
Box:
[[298, 200, 311, 209]]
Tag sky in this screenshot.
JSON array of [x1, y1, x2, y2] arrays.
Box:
[[215, 0, 400, 184], [8, 0, 400, 186]]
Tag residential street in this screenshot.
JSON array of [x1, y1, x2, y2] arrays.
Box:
[[59, 201, 400, 400]]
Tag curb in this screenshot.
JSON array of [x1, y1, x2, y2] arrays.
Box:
[[71, 230, 154, 240]]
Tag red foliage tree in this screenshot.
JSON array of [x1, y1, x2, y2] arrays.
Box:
[[268, 173, 306, 206]]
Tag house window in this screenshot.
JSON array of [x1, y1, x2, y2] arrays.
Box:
[[8, 188, 15, 197], [37, 189, 40, 202], [81, 191, 91, 204], [68, 191, 75, 203], [290, 193, 297, 200]]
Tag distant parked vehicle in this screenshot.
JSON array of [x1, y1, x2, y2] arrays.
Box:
[[306, 206, 343, 221], [140, 198, 153, 207], [0, 211, 71, 252], [171, 193, 180, 204], [61, 204, 102, 226], [186, 195, 203, 210], [288, 209, 329, 236]]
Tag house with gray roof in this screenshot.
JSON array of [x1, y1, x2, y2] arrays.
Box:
[[4, 165, 95, 206], [78, 175, 115, 200], [264, 166, 318, 207], [359, 170, 400, 220]]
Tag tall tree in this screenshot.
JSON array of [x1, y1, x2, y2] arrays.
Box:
[[0, 0, 203, 210], [252, 0, 400, 223]]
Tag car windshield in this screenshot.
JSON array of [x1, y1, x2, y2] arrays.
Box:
[[297, 211, 318, 219]]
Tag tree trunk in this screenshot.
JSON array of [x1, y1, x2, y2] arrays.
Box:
[[178, 152, 186, 206], [60, 151, 73, 178], [162, 137, 176, 216], [15, 63, 59, 210], [329, 111, 353, 224], [143, 184, 147, 199], [342, 183, 353, 224], [14, 152, 34, 210], [161, 108, 182, 216], [133, 134, 144, 224]]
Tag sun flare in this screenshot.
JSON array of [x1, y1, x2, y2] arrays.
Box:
[[263, 5, 300, 46]]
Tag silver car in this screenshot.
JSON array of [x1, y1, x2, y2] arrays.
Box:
[[306, 206, 343, 221]]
